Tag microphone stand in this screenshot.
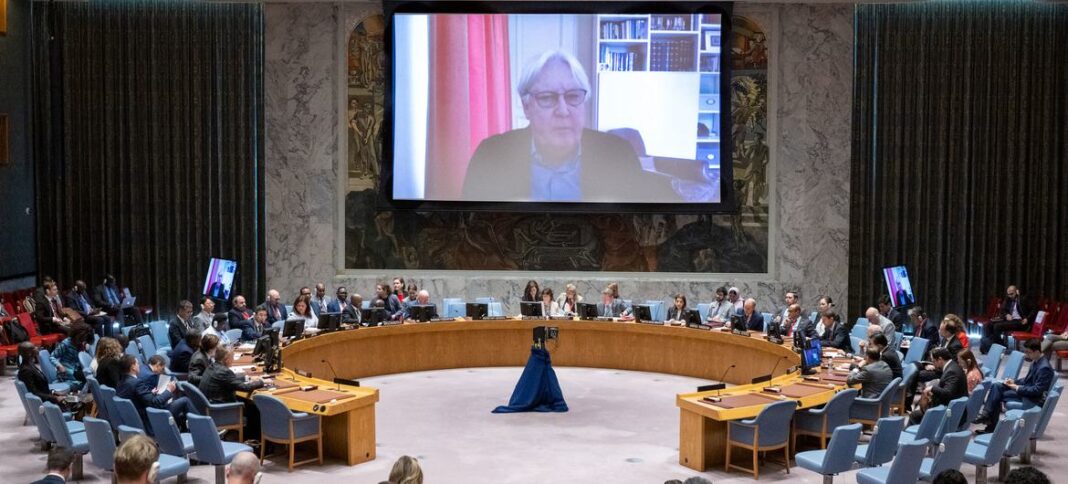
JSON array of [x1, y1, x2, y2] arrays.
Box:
[[717, 364, 736, 396], [770, 355, 788, 378], [321, 359, 341, 390]]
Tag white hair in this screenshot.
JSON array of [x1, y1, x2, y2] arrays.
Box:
[[418, 290, 430, 298], [516, 50, 591, 98]]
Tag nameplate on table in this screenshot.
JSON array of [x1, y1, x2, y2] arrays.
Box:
[[686, 322, 712, 330], [731, 327, 751, 337], [702, 392, 783, 409]]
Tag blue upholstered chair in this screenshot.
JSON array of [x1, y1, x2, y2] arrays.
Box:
[[793, 388, 857, 450], [181, 381, 245, 442], [224, 329, 243, 343], [42, 401, 90, 480], [188, 413, 255, 484], [725, 399, 796, 479], [900, 406, 946, 445], [475, 297, 494, 305], [760, 312, 773, 331], [890, 365, 917, 415], [488, 302, 504, 317], [643, 300, 665, 321], [112, 395, 147, 435], [83, 415, 191, 482], [918, 430, 972, 481], [851, 319, 870, 339], [136, 334, 158, 361], [146, 407, 196, 458], [697, 303, 711, 322], [1000, 351, 1025, 380], [78, 352, 94, 376], [963, 414, 1020, 484], [903, 337, 929, 365], [13, 379, 34, 425], [442, 298, 465, 318], [25, 394, 60, 449], [932, 397, 969, 446], [850, 377, 902, 426], [37, 349, 73, 393], [962, 381, 989, 430], [854, 416, 906, 467], [976, 407, 1042, 481], [254, 394, 323, 471], [795, 423, 862, 484], [856, 439, 929, 484], [83, 417, 118, 474], [98, 384, 122, 431], [1025, 390, 1060, 460], [981, 344, 1005, 377], [149, 320, 171, 352]]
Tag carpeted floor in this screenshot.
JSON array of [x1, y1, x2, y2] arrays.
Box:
[[2, 361, 1065, 483]]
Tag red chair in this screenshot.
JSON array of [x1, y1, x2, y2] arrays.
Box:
[[1047, 302, 1068, 335], [1008, 312, 1046, 351], [14, 313, 44, 347], [2, 302, 15, 317], [969, 295, 1003, 330]]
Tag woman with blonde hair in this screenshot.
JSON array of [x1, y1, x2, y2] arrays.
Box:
[[93, 336, 127, 387], [388, 455, 423, 484]]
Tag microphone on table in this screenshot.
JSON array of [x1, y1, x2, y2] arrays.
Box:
[[717, 364, 737, 396], [770, 355, 789, 377], [321, 359, 341, 391]]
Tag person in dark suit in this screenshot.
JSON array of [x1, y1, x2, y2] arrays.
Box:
[[34, 281, 70, 336], [597, 287, 626, 318], [736, 299, 765, 332], [310, 283, 332, 316], [116, 355, 197, 433], [64, 280, 113, 337], [198, 347, 265, 403], [820, 310, 851, 351], [31, 447, 75, 484], [167, 300, 195, 349], [848, 348, 894, 399], [665, 294, 689, 323], [188, 333, 220, 386], [341, 294, 364, 325], [911, 315, 966, 400], [16, 342, 63, 404], [257, 289, 288, 326], [461, 50, 674, 203], [92, 274, 143, 325], [877, 294, 909, 332], [374, 283, 403, 320], [326, 287, 350, 313], [227, 295, 254, 331], [871, 332, 903, 380], [908, 306, 940, 360], [782, 304, 817, 340], [975, 338, 1054, 433], [909, 347, 967, 424], [168, 331, 199, 373], [231, 307, 267, 341], [401, 290, 439, 321], [981, 285, 1038, 354]]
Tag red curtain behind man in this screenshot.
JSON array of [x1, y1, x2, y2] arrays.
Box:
[[426, 15, 512, 200]]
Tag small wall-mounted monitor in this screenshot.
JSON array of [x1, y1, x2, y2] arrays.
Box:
[[202, 258, 238, 300], [882, 265, 916, 308]]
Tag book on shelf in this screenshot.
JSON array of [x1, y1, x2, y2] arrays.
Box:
[[600, 19, 648, 40], [650, 37, 695, 71]]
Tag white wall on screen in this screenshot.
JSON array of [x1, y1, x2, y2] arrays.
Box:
[[392, 14, 429, 200], [596, 71, 700, 159], [508, 14, 596, 130]]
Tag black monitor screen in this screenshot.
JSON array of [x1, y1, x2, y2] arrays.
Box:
[[520, 301, 543, 317], [802, 338, 823, 369], [683, 309, 701, 325], [282, 319, 305, 338], [632, 304, 652, 321], [466, 302, 488, 320], [320, 312, 341, 332], [409, 304, 435, 322], [576, 302, 599, 320]]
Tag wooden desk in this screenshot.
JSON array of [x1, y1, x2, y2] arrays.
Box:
[[675, 362, 852, 471], [278, 319, 801, 469], [238, 369, 379, 466]]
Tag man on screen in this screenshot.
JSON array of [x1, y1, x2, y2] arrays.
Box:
[[462, 50, 671, 202]]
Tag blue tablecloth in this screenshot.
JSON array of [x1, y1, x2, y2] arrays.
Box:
[[492, 347, 568, 413]]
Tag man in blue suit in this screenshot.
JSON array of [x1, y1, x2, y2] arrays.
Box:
[[975, 338, 1054, 433], [31, 447, 75, 484], [736, 298, 765, 332], [116, 355, 197, 433], [326, 287, 350, 313]]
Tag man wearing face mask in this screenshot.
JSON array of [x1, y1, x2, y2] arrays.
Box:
[[973, 338, 1053, 434]]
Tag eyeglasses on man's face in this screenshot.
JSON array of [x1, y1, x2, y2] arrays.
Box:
[[527, 89, 588, 109]]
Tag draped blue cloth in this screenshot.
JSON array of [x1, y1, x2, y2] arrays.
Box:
[[492, 347, 568, 413]]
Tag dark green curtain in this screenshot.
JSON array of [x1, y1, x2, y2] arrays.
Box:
[[850, 0, 1068, 319], [32, 0, 265, 319]]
